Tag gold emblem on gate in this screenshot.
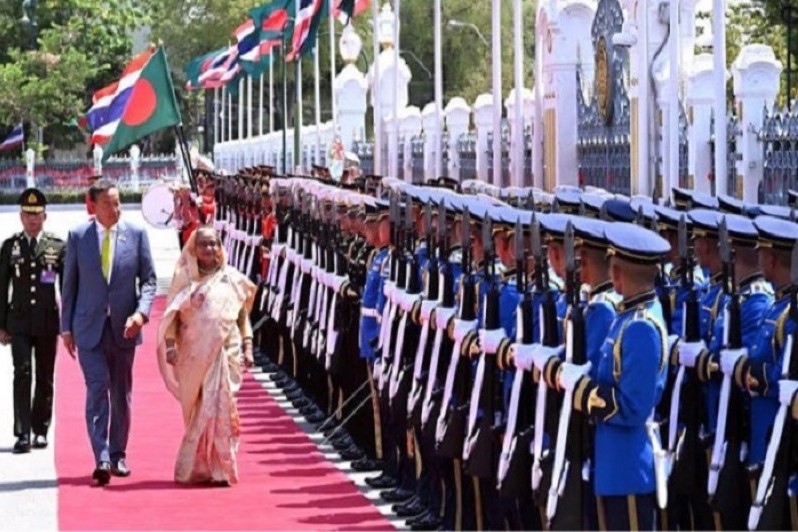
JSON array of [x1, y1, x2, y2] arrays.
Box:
[[595, 35, 613, 125]]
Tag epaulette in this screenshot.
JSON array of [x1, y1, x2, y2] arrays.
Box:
[[742, 278, 774, 296], [449, 247, 462, 264]]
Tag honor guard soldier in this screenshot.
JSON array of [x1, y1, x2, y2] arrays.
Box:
[[557, 222, 670, 531], [725, 215, 798, 530], [0, 188, 65, 453]]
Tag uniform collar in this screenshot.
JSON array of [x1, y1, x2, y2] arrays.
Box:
[[618, 290, 657, 313], [589, 280, 614, 298], [737, 272, 764, 291]]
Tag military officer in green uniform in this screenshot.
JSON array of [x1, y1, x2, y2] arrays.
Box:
[[0, 188, 65, 453]]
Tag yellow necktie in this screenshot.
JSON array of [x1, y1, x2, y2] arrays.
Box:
[[101, 230, 111, 281]]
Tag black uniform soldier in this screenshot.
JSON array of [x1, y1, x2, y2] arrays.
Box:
[[0, 188, 65, 453]]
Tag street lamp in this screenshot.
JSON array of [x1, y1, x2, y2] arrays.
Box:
[[20, 0, 38, 51], [447, 19, 489, 47]]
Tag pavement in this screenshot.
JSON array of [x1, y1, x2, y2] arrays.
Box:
[[0, 206, 181, 531]]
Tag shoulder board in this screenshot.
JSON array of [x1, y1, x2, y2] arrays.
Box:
[[449, 248, 463, 263], [744, 279, 774, 296], [44, 232, 64, 242]]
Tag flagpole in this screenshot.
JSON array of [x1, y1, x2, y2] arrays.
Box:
[[433, 0, 442, 179], [329, 0, 337, 138], [238, 77, 245, 140], [314, 44, 322, 165], [392, 0, 400, 180], [513, 0, 524, 186], [372, 0, 382, 176], [269, 47, 275, 133], [491, 0, 502, 187], [214, 87, 219, 146], [282, 38, 289, 174], [228, 88, 233, 142], [294, 0, 302, 173], [259, 73, 264, 137]]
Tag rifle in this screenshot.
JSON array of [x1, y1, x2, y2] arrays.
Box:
[[748, 244, 798, 530], [547, 221, 588, 528], [531, 212, 560, 496], [666, 214, 703, 510], [420, 199, 453, 429], [408, 203, 439, 422], [464, 214, 501, 478], [708, 218, 749, 525], [498, 215, 536, 495], [436, 206, 476, 458]]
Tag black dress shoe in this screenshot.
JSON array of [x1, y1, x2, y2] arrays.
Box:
[[332, 434, 355, 450], [409, 511, 442, 530], [351, 457, 383, 472], [381, 487, 414, 503], [111, 458, 131, 477], [318, 420, 337, 434], [292, 397, 311, 409], [12, 436, 31, 454], [285, 387, 304, 400], [261, 360, 280, 373], [365, 473, 398, 489], [299, 404, 320, 417], [93, 462, 112, 486], [330, 429, 352, 445], [306, 411, 326, 424], [32, 435, 48, 449], [268, 370, 287, 381], [395, 497, 427, 518], [339, 444, 364, 461]]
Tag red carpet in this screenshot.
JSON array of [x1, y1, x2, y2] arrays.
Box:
[[56, 297, 392, 531]]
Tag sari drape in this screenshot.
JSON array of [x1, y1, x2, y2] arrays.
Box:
[[157, 230, 256, 484]]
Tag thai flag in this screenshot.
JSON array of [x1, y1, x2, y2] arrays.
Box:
[[198, 45, 240, 89], [0, 123, 24, 151], [288, 0, 325, 61], [82, 49, 154, 144]]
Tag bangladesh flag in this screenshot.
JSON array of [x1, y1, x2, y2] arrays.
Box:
[[103, 48, 182, 161]]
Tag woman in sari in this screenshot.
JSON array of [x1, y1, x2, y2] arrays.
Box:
[[157, 226, 257, 486]]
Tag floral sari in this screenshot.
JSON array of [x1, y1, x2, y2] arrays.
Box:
[[157, 229, 256, 485]]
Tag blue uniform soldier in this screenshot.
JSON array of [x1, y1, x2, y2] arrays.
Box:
[[558, 222, 670, 530], [353, 197, 391, 473], [723, 216, 798, 530]]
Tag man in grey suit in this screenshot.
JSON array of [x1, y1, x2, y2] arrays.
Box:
[[61, 178, 157, 486]]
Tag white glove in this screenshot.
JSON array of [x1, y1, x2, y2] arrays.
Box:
[[512, 343, 537, 371], [452, 318, 478, 343], [419, 300, 438, 322], [383, 281, 395, 299], [331, 274, 348, 293], [434, 307, 456, 330], [397, 291, 420, 313], [720, 348, 747, 375], [213, 220, 224, 231], [779, 380, 798, 406], [558, 362, 592, 392], [300, 257, 312, 274], [678, 340, 706, 368], [271, 243, 285, 258], [532, 344, 564, 372], [479, 328, 505, 355], [248, 235, 262, 246]]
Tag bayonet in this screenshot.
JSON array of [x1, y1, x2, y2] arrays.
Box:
[[515, 216, 525, 292], [635, 205, 645, 226], [526, 190, 536, 212], [551, 197, 560, 214], [792, 241, 798, 286], [564, 220, 576, 305], [463, 207, 471, 273]]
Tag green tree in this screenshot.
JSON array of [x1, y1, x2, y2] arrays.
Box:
[[0, 0, 153, 155]]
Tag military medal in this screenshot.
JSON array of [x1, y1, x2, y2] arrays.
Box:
[[11, 241, 21, 278]]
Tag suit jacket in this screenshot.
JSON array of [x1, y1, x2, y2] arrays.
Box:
[[60, 219, 157, 350], [0, 231, 65, 337]]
